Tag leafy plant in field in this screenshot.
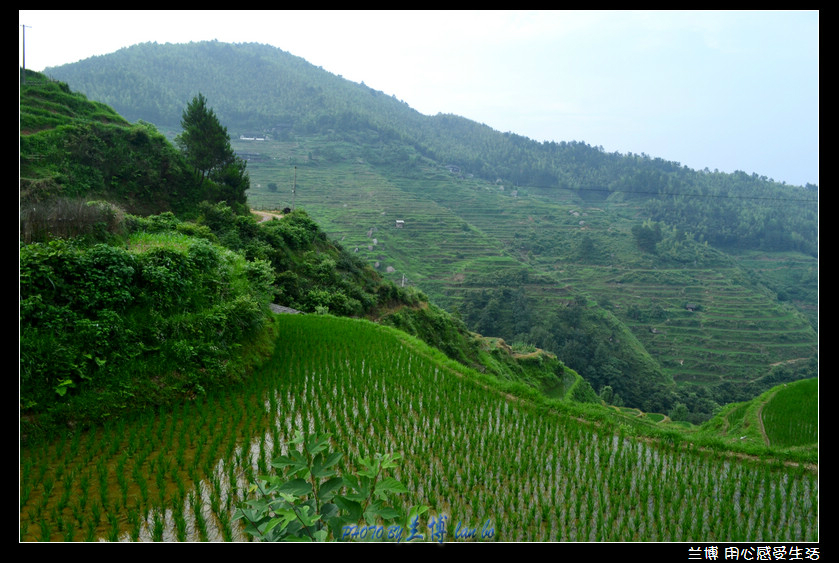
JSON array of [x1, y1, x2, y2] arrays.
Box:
[[234, 431, 427, 541]]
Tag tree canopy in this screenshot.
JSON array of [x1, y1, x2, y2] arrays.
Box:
[[175, 93, 249, 206], [176, 93, 233, 182]]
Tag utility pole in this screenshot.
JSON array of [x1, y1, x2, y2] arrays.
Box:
[[20, 24, 31, 84], [291, 165, 297, 210]]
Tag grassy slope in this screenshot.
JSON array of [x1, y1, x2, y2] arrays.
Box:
[[21, 67, 816, 422], [40, 42, 817, 418], [693, 377, 817, 458]]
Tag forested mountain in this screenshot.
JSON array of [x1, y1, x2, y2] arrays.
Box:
[[43, 41, 818, 421]]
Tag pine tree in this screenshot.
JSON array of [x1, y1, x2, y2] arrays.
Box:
[[175, 93, 237, 186], [175, 93, 249, 206]]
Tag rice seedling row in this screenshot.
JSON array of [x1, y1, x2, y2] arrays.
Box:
[[247, 315, 817, 542]]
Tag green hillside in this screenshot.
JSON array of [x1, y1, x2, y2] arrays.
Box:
[[21, 72, 192, 216], [696, 377, 818, 456], [19, 71, 584, 442], [19, 67, 818, 543], [45, 41, 818, 255], [236, 135, 816, 417], [43, 41, 818, 422]]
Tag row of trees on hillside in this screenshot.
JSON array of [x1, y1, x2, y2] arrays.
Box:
[[411, 116, 818, 255]]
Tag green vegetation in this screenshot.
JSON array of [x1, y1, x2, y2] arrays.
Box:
[[234, 431, 427, 541], [20, 315, 818, 542], [20, 50, 817, 542], [176, 93, 249, 210], [19, 71, 574, 442], [43, 42, 818, 422], [761, 378, 818, 448], [19, 223, 275, 442], [21, 78, 184, 216], [46, 41, 818, 256], [233, 135, 816, 420], [693, 377, 818, 457]]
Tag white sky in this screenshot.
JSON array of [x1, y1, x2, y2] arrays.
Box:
[[19, 10, 818, 187]]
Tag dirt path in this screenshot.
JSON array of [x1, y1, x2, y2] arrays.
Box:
[[251, 210, 284, 223], [756, 388, 779, 447], [769, 357, 811, 368]]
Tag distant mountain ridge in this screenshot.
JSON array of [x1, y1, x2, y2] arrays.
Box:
[[46, 41, 421, 134]]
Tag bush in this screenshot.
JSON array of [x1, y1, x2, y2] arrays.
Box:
[[234, 431, 427, 541], [20, 224, 276, 435]]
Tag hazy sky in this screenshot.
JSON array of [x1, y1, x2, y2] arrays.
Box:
[[19, 10, 818, 187]]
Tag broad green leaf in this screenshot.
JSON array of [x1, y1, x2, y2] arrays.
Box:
[[377, 453, 402, 470], [312, 454, 340, 479], [305, 433, 331, 455], [333, 495, 362, 522], [318, 476, 344, 499], [233, 506, 264, 523], [342, 474, 360, 491], [270, 455, 293, 469], [290, 431, 305, 446], [375, 477, 408, 495], [369, 505, 400, 521], [321, 451, 343, 469], [263, 510, 297, 535], [278, 492, 299, 504], [320, 502, 340, 521], [279, 478, 312, 497], [294, 505, 322, 527]]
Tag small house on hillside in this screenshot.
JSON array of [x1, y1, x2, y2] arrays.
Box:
[[395, 220, 405, 228]]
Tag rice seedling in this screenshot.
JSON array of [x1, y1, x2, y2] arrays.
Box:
[[62, 520, 76, 542], [128, 507, 141, 541], [190, 490, 209, 542], [84, 519, 97, 542], [107, 512, 120, 541], [151, 510, 165, 542], [174, 509, 188, 542]]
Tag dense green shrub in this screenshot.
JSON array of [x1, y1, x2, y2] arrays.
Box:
[[19, 228, 276, 439]]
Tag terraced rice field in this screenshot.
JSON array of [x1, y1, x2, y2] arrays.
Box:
[[239, 138, 817, 390], [20, 315, 819, 542]]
